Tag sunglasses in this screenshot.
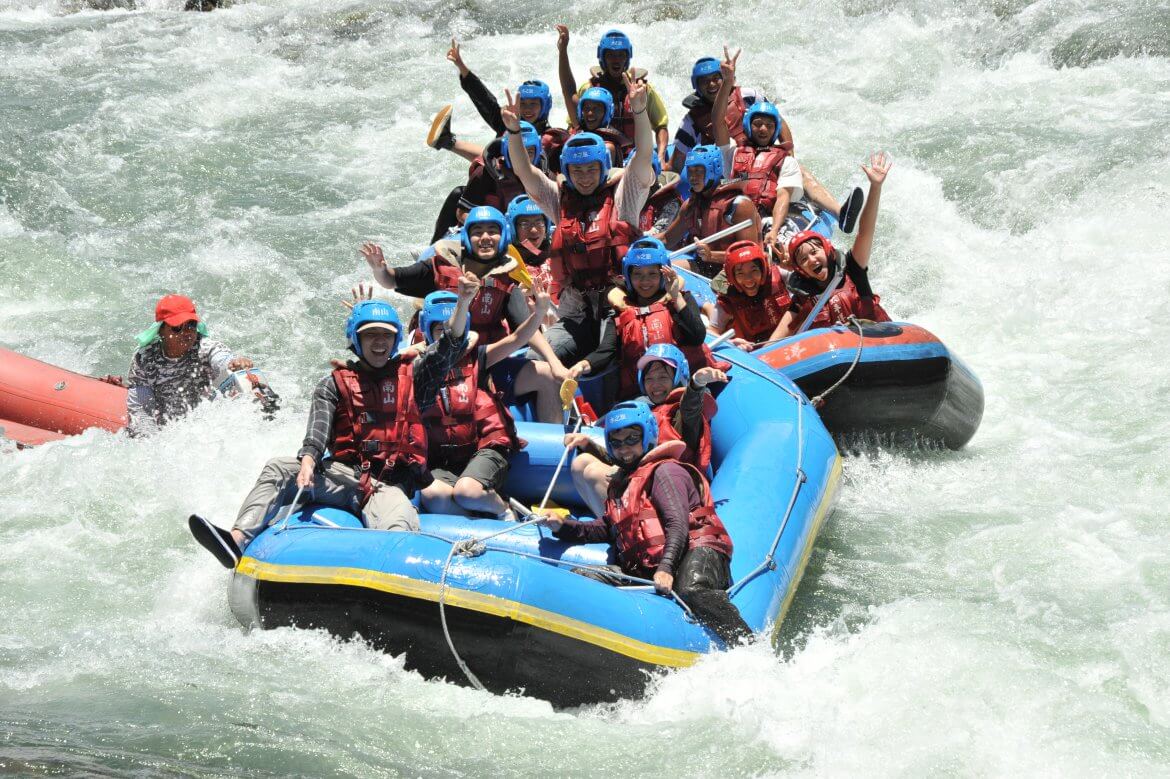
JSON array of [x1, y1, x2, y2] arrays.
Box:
[[165, 321, 198, 333], [608, 431, 643, 448]]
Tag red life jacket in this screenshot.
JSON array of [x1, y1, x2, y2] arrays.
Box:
[[685, 87, 748, 147], [541, 127, 570, 169], [717, 265, 793, 343], [639, 178, 682, 233], [653, 387, 716, 472], [614, 297, 729, 400], [790, 276, 892, 330], [432, 248, 516, 345], [330, 361, 429, 499], [550, 181, 641, 292], [421, 348, 520, 469], [604, 440, 733, 574], [514, 240, 560, 303], [730, 144, 791, 212], [679, 181, 750, 276], [589, 73, 636, 141], [466, 156, 527, 211]]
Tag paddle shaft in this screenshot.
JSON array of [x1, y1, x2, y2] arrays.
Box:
[[666, 220, 754, 260]]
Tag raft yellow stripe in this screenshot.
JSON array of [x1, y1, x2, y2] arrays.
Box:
[[772, 453, 844, 643], [235, 557, 700, 668]]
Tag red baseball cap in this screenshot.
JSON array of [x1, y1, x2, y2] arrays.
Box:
[[155, 294, 200, 326]]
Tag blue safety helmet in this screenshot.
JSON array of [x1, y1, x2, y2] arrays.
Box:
[[623, 145, 662, 177], [690, 57, 722, 91], [346, 299, 402, 359], [596, 29, 633, 67], [516, 79, 552, 122], [742, 101, 783, 145], [604, 400, 658, 460], [637, 343, 690, 395], [577, 86, 614, 128], [460, 205, 511, 259], [559, 132, 611, 186], [419, 291, 459, 345], [622, 236, 669, 292], [501, 121, 543, 170], [505, 194, 552, 239], [685, 144, 724, 192]]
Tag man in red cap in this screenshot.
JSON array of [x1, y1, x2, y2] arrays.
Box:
[[125, 294, 255, 435]]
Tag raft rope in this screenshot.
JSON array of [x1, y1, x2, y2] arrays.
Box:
[[808, 316, 865, 408]]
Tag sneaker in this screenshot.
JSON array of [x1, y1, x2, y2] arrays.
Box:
[[426, 104, 455, 151], [838, 186, 865, 234], [188, 514, 242, 569]]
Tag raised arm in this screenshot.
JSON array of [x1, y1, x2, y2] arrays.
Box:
[[359, 242, 398, 290], [711, 47, 740, 148], [503, 90, 561, 221], [483, 280, 554, 367], [851, 151, 892, 269], [625, 73, 655, 188], [556, 24, 579, 125]]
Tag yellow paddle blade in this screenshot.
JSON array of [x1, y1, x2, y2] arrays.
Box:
[[558, 378, 578, 411], [506, 249, 534, 289]]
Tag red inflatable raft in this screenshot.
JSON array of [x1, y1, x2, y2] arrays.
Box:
[[0, 347, 127, 447]]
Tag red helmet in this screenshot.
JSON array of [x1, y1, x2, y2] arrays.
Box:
[[723, 240, 767, 293], [787, 230, 835, 278]]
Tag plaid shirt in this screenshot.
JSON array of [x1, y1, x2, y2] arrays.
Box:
[[297, 331, 467, 463]]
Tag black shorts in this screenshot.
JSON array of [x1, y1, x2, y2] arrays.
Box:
[[429, 448, 510, 491], [488, 355, 529, 406]]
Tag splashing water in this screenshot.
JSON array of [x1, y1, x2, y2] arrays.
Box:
[[2, 0, 1169, 773]]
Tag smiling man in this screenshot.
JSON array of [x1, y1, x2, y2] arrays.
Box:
[[190, 276, 478, 569], [125, 294, 254, 436]]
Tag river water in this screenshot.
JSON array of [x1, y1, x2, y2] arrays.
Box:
[[2, 0, 1169, 774]]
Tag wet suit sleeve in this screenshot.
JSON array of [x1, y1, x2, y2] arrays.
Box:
[[646, 462, 700, 575], [673, 291, 706, 346], [298, 374, 340, 463], [411, 328, 470, 411], [844, 250, 874, 298], [676, 381, 707, 452], [462, 166, 495, 208], [553, 517, 613, 545], [581, 310, 618, 374], [460, 71, 507, 136], [393, 258, 438, 299]]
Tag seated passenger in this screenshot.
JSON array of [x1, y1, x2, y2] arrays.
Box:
[[188, 282, 475, 569], [710, 51, 862, 253], [557, 25, 670, 169], [539, 401, 751, 646], [669, 51, 793, 172], [571, 87, 631, 163], [505, 194, 558, 309], [563, 344, 725, 518], [462, 122, 550, 211], [635, 344, 726, 473], [610, 236, 725, 399], [775, 152, 894, 336], [126, 294, 255, 436], [414, 285, 552, 520], [431, 39, 568, 168], [709, 240, 793, 349], [361, 210, 567, 423], [658, 144, 761, 278], [502, 79, 656, 377]]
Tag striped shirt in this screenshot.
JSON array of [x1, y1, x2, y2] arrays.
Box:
[[126, 338, 234, 433]]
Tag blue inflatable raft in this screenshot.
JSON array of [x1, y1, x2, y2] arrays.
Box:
[[228, 343, 841, 707]]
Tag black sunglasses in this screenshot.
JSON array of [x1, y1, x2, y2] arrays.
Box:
[[608, 431, 643, 448]]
